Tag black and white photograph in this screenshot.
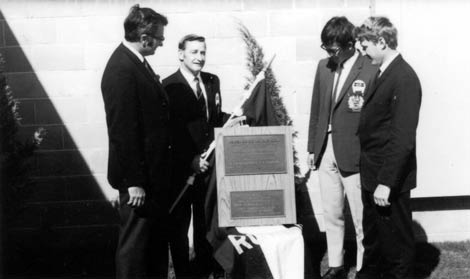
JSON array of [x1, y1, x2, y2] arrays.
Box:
[[0, 0, 468, 278]]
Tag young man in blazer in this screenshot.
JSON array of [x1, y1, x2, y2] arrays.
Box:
[[101, 5, 170, 279], [307, 17, 378, 279], [356, 17, 422, 279], [163, 34, 226, 279]]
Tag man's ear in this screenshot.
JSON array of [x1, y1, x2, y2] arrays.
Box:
[[140, 34, 151, 48], [178, 49, 184, 62], [378, 37, 387, 50]]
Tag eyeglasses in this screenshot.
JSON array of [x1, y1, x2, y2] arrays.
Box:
[[146, 34, 165, 42], [321, 44, 341, 55]]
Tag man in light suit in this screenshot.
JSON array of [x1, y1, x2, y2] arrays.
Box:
[[307, 17, 378, 279], [163, 34, 226, 279], [355, 17, 422, 279], [101, 5, 170, 279]]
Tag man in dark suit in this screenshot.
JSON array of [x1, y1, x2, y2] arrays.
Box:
[[356, 17, 422, 279], [307, 17, 378, 279], [163, 34, 226, 279], [101, 5, 170, 279]]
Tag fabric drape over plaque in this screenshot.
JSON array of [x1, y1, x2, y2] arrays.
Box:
[[204, 75, 282, 276], [241, 78, 279, 127]]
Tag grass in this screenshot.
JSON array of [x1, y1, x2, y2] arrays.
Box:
[[168, 241, 470, 279], [318, 241, 470, 279]]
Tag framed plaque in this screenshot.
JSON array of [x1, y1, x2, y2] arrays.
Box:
[[215, 126, 296, 227]]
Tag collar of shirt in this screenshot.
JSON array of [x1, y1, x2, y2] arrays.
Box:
[[333, 50, 360, 99], [122, 40, 144, 63], [379, 51, 400, 76], [179, 66, 209, 118], [179, 66, 205, 96], [342, 49, 359, 71]]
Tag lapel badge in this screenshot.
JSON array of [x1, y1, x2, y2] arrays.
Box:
[[215, 92, 220, 107], [348, 80, 366, 112]]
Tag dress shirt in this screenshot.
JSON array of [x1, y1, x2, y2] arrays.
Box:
[[179, 66, 209, 118], [122, 40, 144, 63], [379, 51, 400, 77]]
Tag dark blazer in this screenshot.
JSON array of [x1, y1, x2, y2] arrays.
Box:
[[307, 53, 378, 173], [101, 43, 171, 195], [358, 54, 422, 193], [163, 70, 225, 183]]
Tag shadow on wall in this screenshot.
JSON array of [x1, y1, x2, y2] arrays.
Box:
[[0, 11, 118, 277], [296, 170, 443, 279], [296, 169, 326, 279]]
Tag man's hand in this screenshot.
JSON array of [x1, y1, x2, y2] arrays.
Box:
[[307, 153, 317, 170], [127, 186, 146, 207], [191, 155, 209, 174], [109, 190, 120, 209], [374, 184, 391, 207]]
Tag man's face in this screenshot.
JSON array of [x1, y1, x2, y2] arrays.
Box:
[[360, 39, 383, 65], [141, 24, 165, 56], [179, 40, 206, 76]]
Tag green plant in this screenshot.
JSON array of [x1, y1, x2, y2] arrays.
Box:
[[0, 53, 45, 222]]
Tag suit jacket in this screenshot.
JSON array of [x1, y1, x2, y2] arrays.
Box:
[[163, 70, 225, 190], [307, 53, 378, 173], [358, 54, 422, 193], [101, 43, 171, 197]]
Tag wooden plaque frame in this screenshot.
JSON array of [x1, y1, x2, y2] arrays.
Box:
[[215, 126, 296, 227]]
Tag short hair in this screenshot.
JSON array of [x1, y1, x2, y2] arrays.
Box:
[[178, 34, 206, 50], [124, 4, 168, 42], [321, 16, 356, 48], [356, 16, 398, 50]]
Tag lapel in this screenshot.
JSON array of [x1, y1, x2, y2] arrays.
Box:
[[201, 72, 213, 100], [119, 44, 169, 103], [201, 72, 216, 121], [175, 69, 198, 101], [364, 54, 402, 105], [333, 54, 363, 110], [322, 65, 335, 112]]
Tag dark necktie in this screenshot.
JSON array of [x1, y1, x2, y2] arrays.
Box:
[[373, 68, 381, 86], [143, 59, 160, 82], [194, 77, 207, 120]]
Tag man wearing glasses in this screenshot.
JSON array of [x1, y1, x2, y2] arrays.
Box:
[[101, 5, 170, 279], [307, 16, 378, 279]]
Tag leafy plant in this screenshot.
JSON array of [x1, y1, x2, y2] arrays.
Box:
[[238, 22, 300, 176], [0, 53, 45, 223]]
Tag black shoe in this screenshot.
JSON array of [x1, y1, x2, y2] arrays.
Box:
[[322, 266, 347, 279]]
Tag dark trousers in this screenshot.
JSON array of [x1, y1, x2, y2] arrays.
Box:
[[116, 193, 169, 279], [168, 194, 192, 278], [190, 177, 221, 278], [357, 190, 415, 279]]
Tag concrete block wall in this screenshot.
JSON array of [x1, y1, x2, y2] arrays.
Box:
[[2, 0, 468, 276], [0, 0, 372, 275]]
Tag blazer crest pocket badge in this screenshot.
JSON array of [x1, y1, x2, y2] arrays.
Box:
[[348, 80, 366, 112]]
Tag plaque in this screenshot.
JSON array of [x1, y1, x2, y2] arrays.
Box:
[[231, 190, 285, 218], [224, 134, 286, 175], [215, 126, 296, 227]]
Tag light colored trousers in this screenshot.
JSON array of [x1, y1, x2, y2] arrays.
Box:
[[318, 134, 364, 271]]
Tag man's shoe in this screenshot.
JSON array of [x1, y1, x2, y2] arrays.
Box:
[[322, 266, 347, 279]]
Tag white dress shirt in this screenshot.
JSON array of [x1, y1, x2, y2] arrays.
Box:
[[122, 40, 144, 63], [379, 51, 400, 77], [179, 66, 209, 118]]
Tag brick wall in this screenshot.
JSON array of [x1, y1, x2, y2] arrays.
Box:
[[0, 0, 373, 276]]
